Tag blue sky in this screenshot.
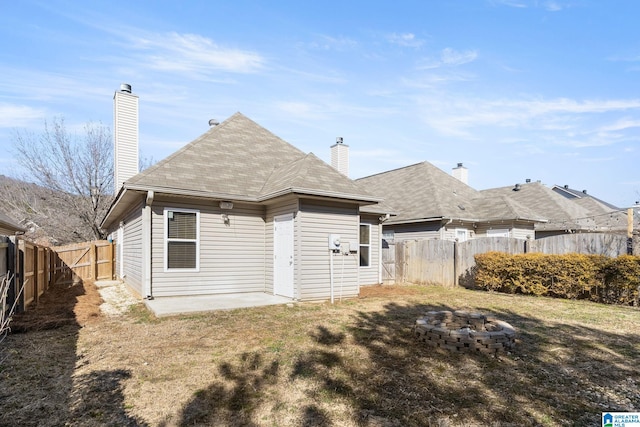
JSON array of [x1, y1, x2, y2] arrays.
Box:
[[1, 0, 639, 207]]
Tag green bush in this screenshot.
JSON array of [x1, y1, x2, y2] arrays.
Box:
[[474, 252, 638, 306], [600, 255, 640, 305]]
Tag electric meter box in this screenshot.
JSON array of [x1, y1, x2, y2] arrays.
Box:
[[328, 234, 341, 250]]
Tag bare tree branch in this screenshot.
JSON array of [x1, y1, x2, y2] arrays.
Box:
[[12, 117, 114, 242]]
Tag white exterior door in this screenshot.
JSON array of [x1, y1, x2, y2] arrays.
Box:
[[274, 214, 294, 298]]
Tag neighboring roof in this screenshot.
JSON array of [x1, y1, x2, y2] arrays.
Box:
[[469, 194, 547, 223], [103, 113, 382, 228], [552, 185, 619, 210], [356, 161, 479, 223], [480, 182, 601, 231], [0, 211, 26, 233]]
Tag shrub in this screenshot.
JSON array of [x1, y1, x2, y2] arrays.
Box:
[[474, 252, 637, 306]]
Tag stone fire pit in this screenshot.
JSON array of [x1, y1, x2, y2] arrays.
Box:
[[414, 310, 516, 354]]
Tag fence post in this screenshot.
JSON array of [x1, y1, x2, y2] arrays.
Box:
[[453, 240, 459, 287], [91, 243, 97, 281], [16, 237, 24, 313], [110, 242, 115, 280]]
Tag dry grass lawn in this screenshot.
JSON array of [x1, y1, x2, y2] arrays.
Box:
[[1, 281, 639, 426]]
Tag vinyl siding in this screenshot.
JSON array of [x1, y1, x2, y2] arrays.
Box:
[[265, 199, 299, 297], [384, 221, 442, 242], [442, 223, 475, 241], [151, 197, 267, 297], [298, 199, 359, 301], [121, 201, 144, 295], [113, 91, 139, 188], [359, 214, 381, 286], [475, 221, 535, 240]]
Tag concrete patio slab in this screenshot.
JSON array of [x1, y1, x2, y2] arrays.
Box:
[[144, 292, 294, 317]]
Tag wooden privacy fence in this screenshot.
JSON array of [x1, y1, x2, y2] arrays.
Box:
[[1, 237, 114, 313], [52, 240, 115, 286], [394, 233, 639, 288]]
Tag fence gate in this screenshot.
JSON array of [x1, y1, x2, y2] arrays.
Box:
[[381, 239, 395, 284], [52, 241, 115, 285]]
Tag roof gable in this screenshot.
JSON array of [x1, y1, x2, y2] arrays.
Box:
[[127, 113, 307, 198], [260, 153, 375, 200], [357, 161, 478, 222]]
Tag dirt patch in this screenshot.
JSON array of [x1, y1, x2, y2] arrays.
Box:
[[10, 279, 103, 332], [358, 284, 421, 298]]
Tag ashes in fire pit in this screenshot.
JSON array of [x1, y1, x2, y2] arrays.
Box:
[[414, 310, 516, 354]]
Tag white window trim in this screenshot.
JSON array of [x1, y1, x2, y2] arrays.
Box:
[[360, 223, 372, 268], [455, 228, 468, 242], [164, 207, 200, 272]]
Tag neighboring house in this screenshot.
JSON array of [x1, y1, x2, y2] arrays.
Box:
[[552, 184, 619, 211], [480, 181, 624, 238], [551, 184, 636, 235], [0, 211, 26, 235], [101, 105, 386, 301], [356, 162, 546, 243]]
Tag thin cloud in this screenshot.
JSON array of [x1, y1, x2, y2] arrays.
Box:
[[418, 48, 478, 69], [489, 0, 528, 8], [387, 33, 425, 48], [0, 103, 46, 128], [544, 1, 563, 12], [306, 35, 358, 51], [598, 118, 640, 132], [127, 32, 265, 75], [417, 96, 640, 139], [441, 48, 478, 66]]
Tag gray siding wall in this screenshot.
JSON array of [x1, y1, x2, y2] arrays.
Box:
[[151, 197, 267, 297], [385, 221, 442, 242], [298, 199, 359, 301], [359, 214, 381, 286], [121, 201, 144, 296], [265, 199, 299, 297], [442, 222, 475, 241], [475, 222, 535, 240]]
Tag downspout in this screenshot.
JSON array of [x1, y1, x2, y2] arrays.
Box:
[[143, 191, 154, 299], [378, 213, 390, 284], [378, 222, 383, 284]]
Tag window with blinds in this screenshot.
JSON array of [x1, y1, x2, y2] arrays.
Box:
[[359, 223, 371, 267], [165, 208, 199, 270]]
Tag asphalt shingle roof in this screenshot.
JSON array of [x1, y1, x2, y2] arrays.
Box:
[[356, 162, 479, 222], [125, 112, 377, 202]]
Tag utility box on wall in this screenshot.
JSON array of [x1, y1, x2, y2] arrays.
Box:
[[328, 234, 341, 250]]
